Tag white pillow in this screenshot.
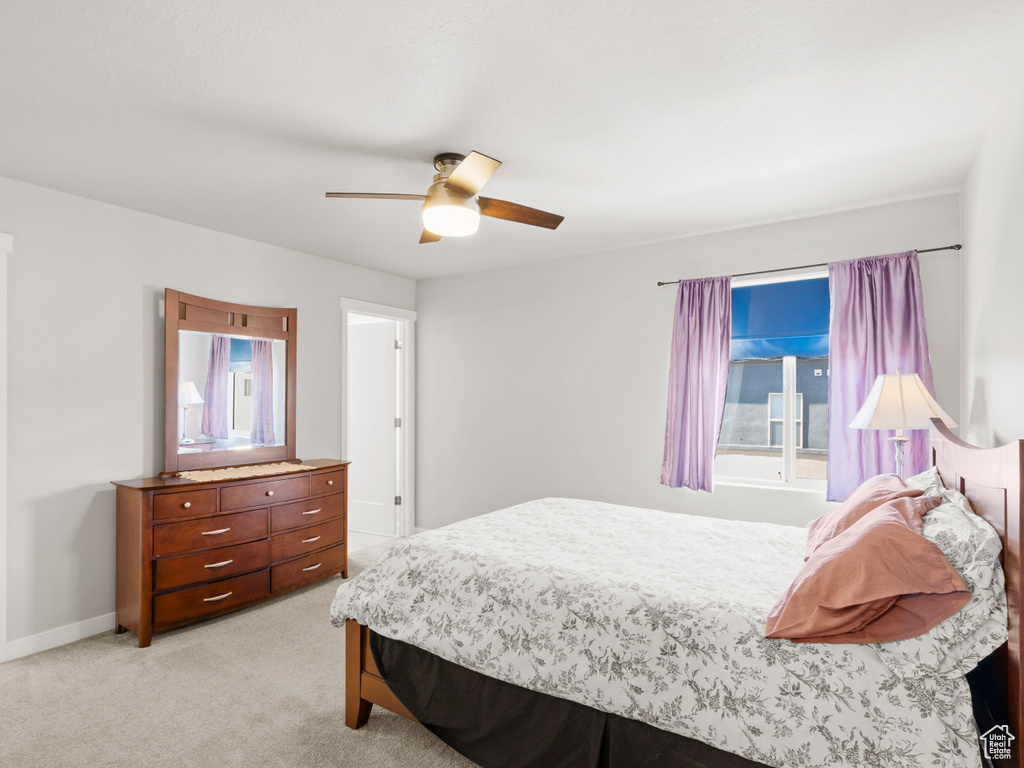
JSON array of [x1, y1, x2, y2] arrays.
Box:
[[906, 465, 949, 498], [870, 467, 1007, 678]]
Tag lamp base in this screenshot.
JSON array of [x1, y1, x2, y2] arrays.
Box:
[[889, 434, 910, 479], [180, 404, 194, 445]]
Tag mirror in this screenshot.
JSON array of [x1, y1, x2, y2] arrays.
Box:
[[165, 289, 297, 474], [177, 331, 287, 453]]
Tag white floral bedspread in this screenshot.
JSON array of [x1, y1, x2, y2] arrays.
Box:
[[331, 498, 983, 768]]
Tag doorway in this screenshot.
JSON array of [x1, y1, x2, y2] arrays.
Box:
[[341, 299, 416, 551]]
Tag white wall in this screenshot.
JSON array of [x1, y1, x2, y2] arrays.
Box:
[[0, 174, 415, 652], [961, 55, 1024, 448], [416, 195, 961, 531]]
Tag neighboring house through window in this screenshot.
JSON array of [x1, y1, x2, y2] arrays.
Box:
[[716, 272, 830, 487]]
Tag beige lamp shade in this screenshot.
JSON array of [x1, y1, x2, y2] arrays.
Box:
[[849, 373, 956, 431], [178, 381, 204, 406]]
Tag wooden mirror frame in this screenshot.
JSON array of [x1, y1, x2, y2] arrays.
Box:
[[164, 289, 297, 474]]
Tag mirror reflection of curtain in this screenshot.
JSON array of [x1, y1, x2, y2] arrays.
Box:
[[201, 334, 230, 439], [251, 339, 275, 446]]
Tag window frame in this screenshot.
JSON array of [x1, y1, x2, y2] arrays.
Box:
[[714, 267, 829, 492], [768, 391, 804, 449]]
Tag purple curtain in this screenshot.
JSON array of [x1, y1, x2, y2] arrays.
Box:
[[200, 334, 230, 439], [661, 276, 732, 492], [827, 251, 935, 501], [250, 339, 275, 446]]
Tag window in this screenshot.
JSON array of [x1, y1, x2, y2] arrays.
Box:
[[230, 371, 253, 433], [228, 337, 254, 438], [716, 274, 829, 485], [768, 392, 802, 448]]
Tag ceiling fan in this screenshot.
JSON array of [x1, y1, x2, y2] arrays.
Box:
[[326, 151, 565, 243]]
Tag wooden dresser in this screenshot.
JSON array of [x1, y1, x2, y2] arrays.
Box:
[[112, 459, 349, 647]]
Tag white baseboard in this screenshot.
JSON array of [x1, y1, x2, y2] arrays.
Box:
[[4, 612, 116, 662]]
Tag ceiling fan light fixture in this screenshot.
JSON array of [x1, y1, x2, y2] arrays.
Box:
[[326, 150, 564, 243], [421, 199, 480, 237]]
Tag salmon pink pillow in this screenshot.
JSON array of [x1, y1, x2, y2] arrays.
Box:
[[805, 474, 926, 560], [766, 495, 970, 644]]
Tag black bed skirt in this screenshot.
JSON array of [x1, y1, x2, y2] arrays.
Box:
[[369, 632, 1000, 768], [369, 631, 765, 768]]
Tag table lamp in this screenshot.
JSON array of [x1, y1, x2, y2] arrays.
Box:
[[849, 372, 956, 479], [178, 381, 204, 444]]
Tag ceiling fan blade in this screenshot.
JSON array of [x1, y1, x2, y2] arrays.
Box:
[[325, 193, 427, 200], [477, 197, 564, 230], [444, 151, 501, 197], [419, 229, 442, 244]]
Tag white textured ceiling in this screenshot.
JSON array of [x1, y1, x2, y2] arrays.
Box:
[[2, 1, 1023, 280]]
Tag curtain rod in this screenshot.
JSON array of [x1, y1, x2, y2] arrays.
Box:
[[656, 244, 962, 286]]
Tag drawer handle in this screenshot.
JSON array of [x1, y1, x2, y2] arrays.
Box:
[[327, 480, 334, 486], [203, 591, 233, 602], [302, 508, 322, 516], [301, 535, 321, 544], [201, 527, 231, 536], [204, 559, 234, 569], [302, 563, 322, 572], [183, 501, 192, 509], [266, 490, 274, 496]]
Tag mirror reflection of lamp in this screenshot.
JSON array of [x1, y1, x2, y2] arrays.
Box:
[[179, 381, 204, 444]]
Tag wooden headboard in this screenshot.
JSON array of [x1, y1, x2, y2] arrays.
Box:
[[931, 419, 1023, 767]]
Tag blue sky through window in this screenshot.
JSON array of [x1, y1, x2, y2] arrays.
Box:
[[731, 278, 830, 360]]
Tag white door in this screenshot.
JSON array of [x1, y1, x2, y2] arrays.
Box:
[[347, 318, 397, 536]]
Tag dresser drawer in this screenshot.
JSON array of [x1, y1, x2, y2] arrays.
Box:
[[154, 539, 270, 591], [153, 509, 268, 556], [311, 469, 345, 496], [270, 492, 344, 533], [220, 475, 310, 511], [153, 489, 218, 521], [271, 543, 347, 593], [271, 517, 345, 563], [153, 570, 270, 628]]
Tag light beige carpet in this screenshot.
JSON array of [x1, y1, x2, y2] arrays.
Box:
[[0, 542, 478, 768]]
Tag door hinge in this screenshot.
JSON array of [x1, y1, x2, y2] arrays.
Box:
[[395, 495, 402, 506], [394, 417, 402, 428], [395, 340, 403, 350]]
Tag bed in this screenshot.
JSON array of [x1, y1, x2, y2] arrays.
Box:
[[331, 421, 1022, 768]]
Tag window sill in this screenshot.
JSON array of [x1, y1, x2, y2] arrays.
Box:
[[714, 476, 827, 495]]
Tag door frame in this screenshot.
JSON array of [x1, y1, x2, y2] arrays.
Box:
[[340, 298, 416, 539], [1, 233, 12, 662]]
